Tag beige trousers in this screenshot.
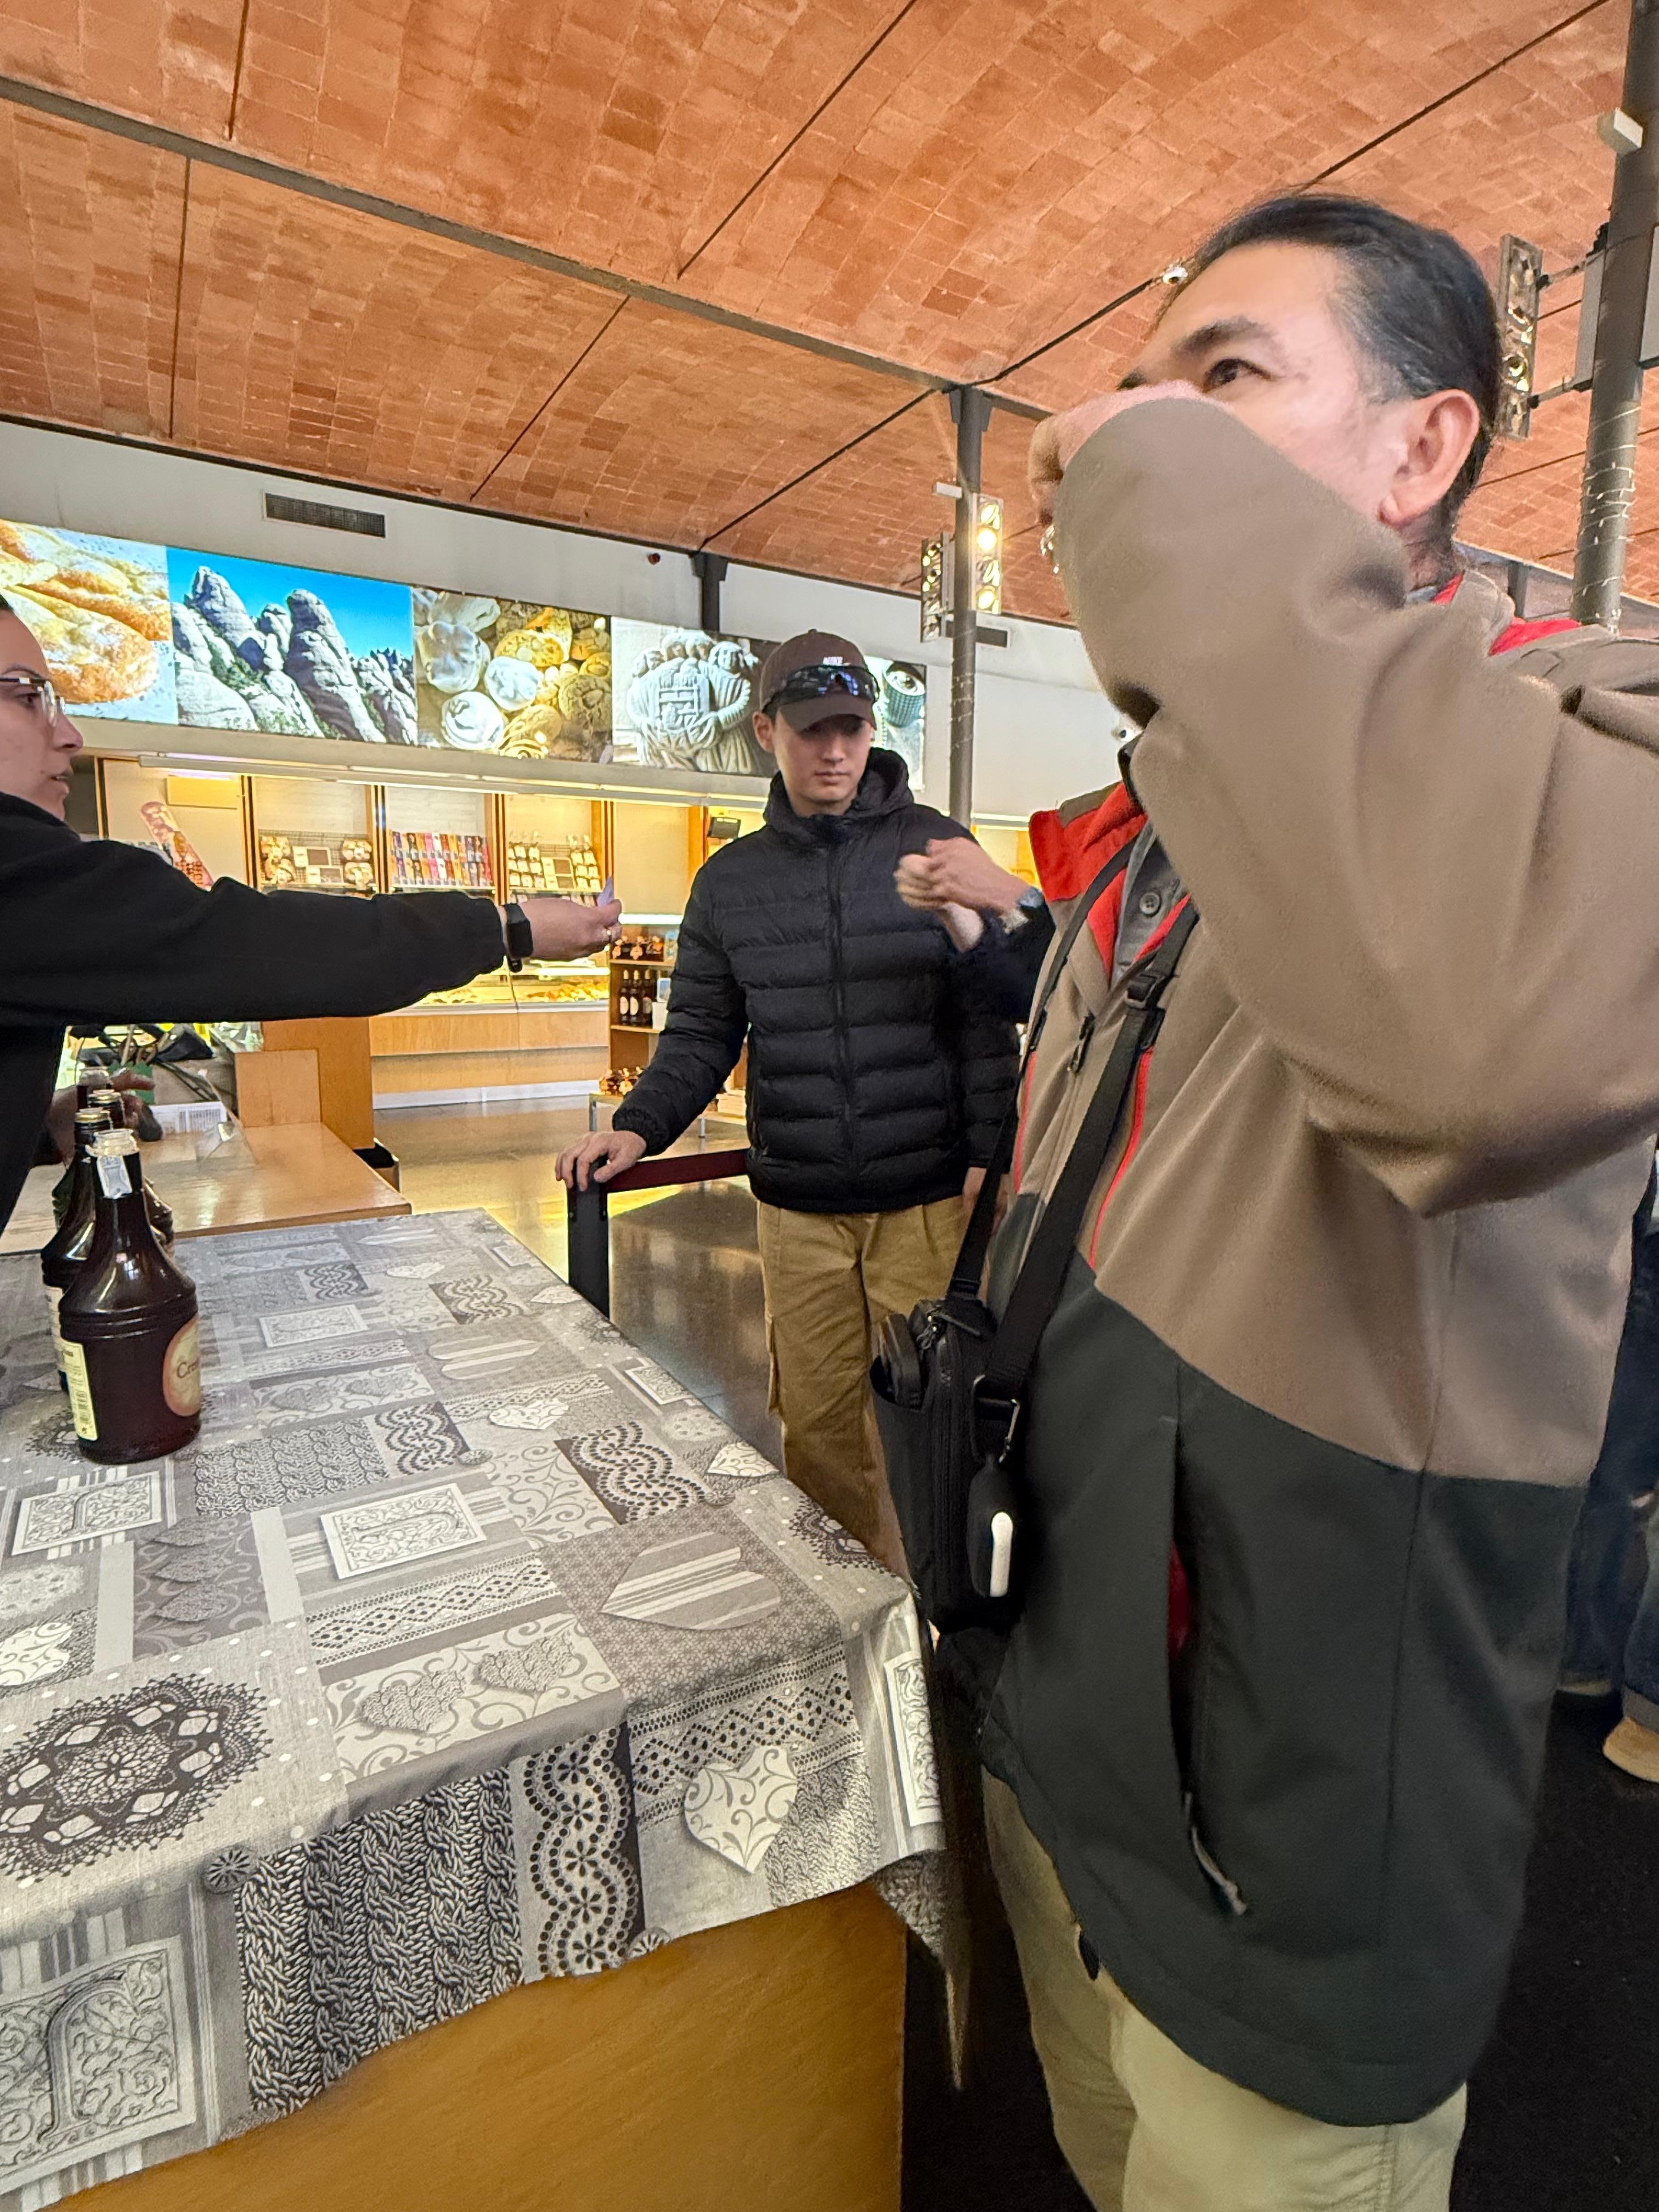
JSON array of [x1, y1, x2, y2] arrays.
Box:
[[984, 1776, 1467, 2212], [753, 1197, 962, 1572]]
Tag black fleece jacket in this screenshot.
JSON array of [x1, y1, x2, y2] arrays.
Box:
[[614, 751, 1020, 1214], [0, 793, 504, 1231]]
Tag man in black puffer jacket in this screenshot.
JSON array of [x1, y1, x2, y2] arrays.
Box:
[[558, 631, 1019, 1566]]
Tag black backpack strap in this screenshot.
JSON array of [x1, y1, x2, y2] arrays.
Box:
[[947, 844, 1136, 1300], [974, 899, 1200, 1455]]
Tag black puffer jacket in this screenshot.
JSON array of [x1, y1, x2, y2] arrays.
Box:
[[614, 751, 1020, 1213]]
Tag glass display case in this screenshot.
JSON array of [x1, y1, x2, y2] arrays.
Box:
[[250, 775, 375, 893]]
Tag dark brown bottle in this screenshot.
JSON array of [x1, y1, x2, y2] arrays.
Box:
[[89, 1087, 175, 1247], [41, 1105, 112, 1386], [59, 1130, 201, 1464]]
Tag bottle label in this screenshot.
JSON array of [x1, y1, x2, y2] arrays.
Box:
[[97, 1154, 133, 1199], [163, 1319, 201, 1417], [62, 1341, 97, 1440], [45, 1283, 65, 1373]]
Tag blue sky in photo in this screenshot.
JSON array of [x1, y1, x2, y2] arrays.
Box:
[[165, 546, 413, 661]]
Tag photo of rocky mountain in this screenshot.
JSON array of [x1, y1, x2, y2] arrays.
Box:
[[165, 549, 418, 742]]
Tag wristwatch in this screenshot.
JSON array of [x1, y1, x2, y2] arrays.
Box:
[[1000, 884, 1047, 932], [503, 900, 534, 973]]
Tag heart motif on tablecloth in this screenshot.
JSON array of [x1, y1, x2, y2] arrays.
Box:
[[488, 1396, 569, 1431], [682, 1745, 798, 1874], [704, 1441, 774, 1480], [603, 1531, 780, 1630]]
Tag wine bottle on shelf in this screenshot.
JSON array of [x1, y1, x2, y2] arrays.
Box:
[[89, 1087, 175, 1248], [59, 1130, 202, 1464], [40, 1104, 112, 1386]]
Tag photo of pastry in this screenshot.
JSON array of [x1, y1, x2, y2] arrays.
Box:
[[610, 623, 776, 776], [610, 625, 927, 785], [413, 592, 612, 759], [0, 518, 177, 721], [167, 548, 416, 741]]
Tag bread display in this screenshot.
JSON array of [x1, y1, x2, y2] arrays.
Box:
[[413, 595, 611, 757], [0, 521, 174, 712]]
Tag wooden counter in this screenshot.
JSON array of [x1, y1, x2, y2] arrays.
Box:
[[1, 1122, 409, 1254], [75, 1883, 904, 2212]]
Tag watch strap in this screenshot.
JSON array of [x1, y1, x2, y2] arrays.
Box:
[[504, 901, 533, 973]]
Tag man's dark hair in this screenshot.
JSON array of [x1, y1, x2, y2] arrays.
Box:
[[1181, 194, 1500, 548]]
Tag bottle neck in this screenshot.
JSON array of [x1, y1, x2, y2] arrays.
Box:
[[88, 1150, 168, 1269]]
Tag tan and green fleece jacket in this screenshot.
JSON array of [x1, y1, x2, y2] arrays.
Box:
[[974, 397, 1659, 2127]]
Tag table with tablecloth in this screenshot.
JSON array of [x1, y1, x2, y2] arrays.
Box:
[[0, 1209, 946, 2211]]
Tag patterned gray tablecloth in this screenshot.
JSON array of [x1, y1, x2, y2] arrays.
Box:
[[0, 1209, 945, 2207]]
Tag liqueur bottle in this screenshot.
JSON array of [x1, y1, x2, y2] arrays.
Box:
[[89, 1087, 175, 1247], [40, 1105, 112, 1385], [59, 1130, 201, 1464]]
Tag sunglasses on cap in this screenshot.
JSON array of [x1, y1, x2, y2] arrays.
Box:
[[0, 670, 64, 721], [762, 662, 879, 718]]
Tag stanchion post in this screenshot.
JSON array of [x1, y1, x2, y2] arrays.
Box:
[[1572, 0, 1659, 627], [567, 1181, 612, 1315], [949, 386, 991, 826]]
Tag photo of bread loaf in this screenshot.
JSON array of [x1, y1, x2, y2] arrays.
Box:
[[0, 519, 177, 720]]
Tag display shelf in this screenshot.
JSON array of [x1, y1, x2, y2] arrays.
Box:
[[252, 776, 375, 893]]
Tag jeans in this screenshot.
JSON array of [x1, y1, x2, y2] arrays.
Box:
[[1562, 1223, 1659, 1727]]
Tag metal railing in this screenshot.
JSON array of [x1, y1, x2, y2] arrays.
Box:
[[566, 1148, 749, 1315]]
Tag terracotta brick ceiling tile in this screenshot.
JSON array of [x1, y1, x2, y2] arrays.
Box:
[[994, 7, 1623, 414], [227, 0, 912, 289], [0, 107, 183, 439], [0, 0, 243, 141], [686, 0, 1583, 381], [702, 385, 1069, 623], [171, 165, 624, 502], [481, 298, 916, 545]]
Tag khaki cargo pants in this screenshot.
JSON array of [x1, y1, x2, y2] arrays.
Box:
[[984, 1776, 1467, 2211], [753, 1197, 962, 1573]]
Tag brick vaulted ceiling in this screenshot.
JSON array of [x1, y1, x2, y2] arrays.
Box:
[[0, 0, 1647, 615]]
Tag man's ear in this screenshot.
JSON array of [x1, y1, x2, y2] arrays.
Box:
[[753, 710, 779, 758], [1377, 387, 1482, 533]]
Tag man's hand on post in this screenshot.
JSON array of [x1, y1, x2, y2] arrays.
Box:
[[556, 1129, 647, 1191], [513, 894, 623, 962]]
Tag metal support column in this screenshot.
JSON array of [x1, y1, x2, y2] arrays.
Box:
[[691, 551, 728, 635], [949, 386, 991, 825], [1572, 0, 1659, 625]]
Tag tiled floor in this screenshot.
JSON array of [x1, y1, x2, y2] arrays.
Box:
[[377, 1098, 1659, 2212]]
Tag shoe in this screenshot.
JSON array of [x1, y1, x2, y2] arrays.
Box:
[[1602, 1716, 1659, 1783], [1558, 1674, 1614, 1699]]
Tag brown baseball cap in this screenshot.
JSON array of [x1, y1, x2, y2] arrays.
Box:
[[757, 630, 878, 732]]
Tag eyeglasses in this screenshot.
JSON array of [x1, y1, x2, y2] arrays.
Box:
[[762, 662, 878, 719], [0, 672, 64, 721]]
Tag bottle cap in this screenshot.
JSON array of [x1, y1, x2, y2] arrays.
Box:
[[74, 1107, 112, 1127], [92, 1130, 139, 1158]]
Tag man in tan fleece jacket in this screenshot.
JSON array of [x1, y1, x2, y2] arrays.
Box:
[[962, 193, 1659, 2212]]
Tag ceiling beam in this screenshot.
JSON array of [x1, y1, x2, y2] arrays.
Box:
[[0, 71, 1047, 423]]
